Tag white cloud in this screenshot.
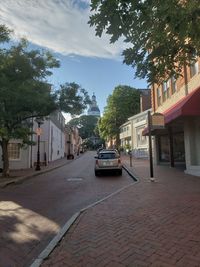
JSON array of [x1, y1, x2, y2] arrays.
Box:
[[0, 0, 124, 59]]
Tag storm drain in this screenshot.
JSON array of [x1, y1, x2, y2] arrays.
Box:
[[67, 177, 83, 181]]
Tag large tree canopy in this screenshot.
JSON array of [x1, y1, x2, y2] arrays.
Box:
[[89, 0, 200, 84], [58, 83, 91, 116], [98, 85, 140, 146], [0, 31, 90, 177], [0, 40, 59, 176]]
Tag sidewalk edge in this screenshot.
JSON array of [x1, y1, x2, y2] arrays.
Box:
[[29, 212, 80, 267], [122, 163, 140, 182], [29, 168, 139, 267], [0, 156, 82, 188]]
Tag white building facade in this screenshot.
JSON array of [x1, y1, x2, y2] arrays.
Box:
[[120, 109, 151, 158], [0, 111, 65, 170]]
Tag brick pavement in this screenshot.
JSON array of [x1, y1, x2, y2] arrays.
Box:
[[0, 155, 80, 188], [39, 156, 200, 267]]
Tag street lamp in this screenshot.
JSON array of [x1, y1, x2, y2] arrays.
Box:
[[35, 117, 43, 171]]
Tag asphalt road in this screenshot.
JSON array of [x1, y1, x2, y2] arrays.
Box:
[[0, 151, 134, 267]]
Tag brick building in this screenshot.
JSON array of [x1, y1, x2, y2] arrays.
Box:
[[147, 57, 200, 176]]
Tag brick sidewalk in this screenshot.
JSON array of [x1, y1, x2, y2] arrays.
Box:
[[39, 156, 200, 267]]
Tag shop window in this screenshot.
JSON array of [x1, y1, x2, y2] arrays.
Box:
[[8, 143, 20, 160], [159, 135, 169, 162], [173, 133, 185, 162], [158, 133, 185, 163]]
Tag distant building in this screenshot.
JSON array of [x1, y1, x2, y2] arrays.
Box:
[[87, 93, 100, 117], [138, 89, 151, 112], [120, 109, 151, 158], [65, 125, 82, 158]]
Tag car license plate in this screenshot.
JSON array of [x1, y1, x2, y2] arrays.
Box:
[[103, 161, 112, 166]]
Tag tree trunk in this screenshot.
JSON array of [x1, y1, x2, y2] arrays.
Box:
[[115, 134, 120, 149], [1, 139, 9, 177]]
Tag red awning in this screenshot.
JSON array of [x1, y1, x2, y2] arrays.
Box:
[[142, 87, 200, 136], [164, 86, 200, 124]]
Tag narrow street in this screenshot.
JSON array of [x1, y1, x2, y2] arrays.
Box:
[[0, 151, 134, 267]]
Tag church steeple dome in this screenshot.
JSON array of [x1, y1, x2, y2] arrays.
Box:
[[87, 93, 100, 117]]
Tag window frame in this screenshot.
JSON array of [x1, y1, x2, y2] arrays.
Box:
[[8, 143, 21, 160], [157, 87, 161, 106]]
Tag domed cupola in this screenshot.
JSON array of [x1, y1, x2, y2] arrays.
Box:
[[87, 93, 100, 117]]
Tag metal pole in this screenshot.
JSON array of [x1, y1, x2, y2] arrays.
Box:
[[129, 152, 132, 167], [30, 117, 33, 168], [148, 111, 154, 179], [35, 122, 41, 171]]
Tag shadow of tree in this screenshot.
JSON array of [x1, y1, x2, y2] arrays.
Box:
[[0, 207, 59, 267]]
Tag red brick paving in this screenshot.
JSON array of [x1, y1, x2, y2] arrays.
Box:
[[41, 156, 200, 267]]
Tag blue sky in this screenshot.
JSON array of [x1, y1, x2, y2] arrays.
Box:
[[0, 0, 147, 119]]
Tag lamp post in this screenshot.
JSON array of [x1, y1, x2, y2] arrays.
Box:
[[35, 117, 43, 171], [148, 110, 154, 179]]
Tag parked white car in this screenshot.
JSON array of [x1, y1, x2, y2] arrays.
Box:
[[94, 149, 122, 176]]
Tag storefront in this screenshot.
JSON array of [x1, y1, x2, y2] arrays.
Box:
[[143, 87, 200, 175]]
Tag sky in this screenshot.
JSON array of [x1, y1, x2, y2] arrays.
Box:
[[0, 0, 147, 120]]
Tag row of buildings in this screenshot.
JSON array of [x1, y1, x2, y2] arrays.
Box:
[[119, 90, 151, 158], [119, 57, 200, 177], [0, 111, 82, 170], [0, 93, 101, 171]]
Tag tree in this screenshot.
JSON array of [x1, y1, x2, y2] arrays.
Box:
[[0, 24, 11, 42], [67, 115, 98, 139], [0, 40, 59, 177], [98, 85, 140, 147], [89, 0, 200, 84], [58, 83, 91, 116], [0, 36, 91, 177]]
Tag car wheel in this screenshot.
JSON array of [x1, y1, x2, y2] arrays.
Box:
[[118, 169, 122, 176], [95, 170, 99, 176]]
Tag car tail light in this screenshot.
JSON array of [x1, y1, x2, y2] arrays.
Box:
[[118, 159, 121, 164], [96, 159, 99, 165]]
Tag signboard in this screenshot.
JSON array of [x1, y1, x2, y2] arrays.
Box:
[[36, 128, 43, 136], [151, 113, 165, 129]]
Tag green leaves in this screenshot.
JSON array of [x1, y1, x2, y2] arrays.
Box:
[[0, 24, 11, 43], [89, 0, 200, 84], [0, 38, 59, 144], [0, 25, 91, 176], [67, 115, 98, 139], [58, 82, 91, 116], [98, 85, 140, 143]]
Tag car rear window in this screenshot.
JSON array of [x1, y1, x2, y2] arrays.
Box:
[[98, 153, 117, 159]]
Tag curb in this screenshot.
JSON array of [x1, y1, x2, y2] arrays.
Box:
[[122, 163, 139, 182], [0, 162, 70, 188], [29, 166, 139, 267], [30, 212, 80, 267], [0, 156, 82, 188]]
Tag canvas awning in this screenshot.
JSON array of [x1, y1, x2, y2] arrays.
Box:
[[164, 86, 200, 124], [142, 87, 200, 136]]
